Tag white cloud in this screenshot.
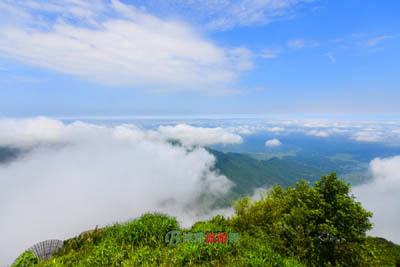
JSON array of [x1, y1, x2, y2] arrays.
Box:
[[353, 156, 400, 244], [250, 187, 270, 201], [352, 131, 383, 142], [306, 130, 329, 137], [201, 119, 399, 144], [299, 120, 343, 128], [326, 52, 336, 63], [287, 39, 320, 49], [0, 1, 33, 25], [0, 117, 104, 148], [265, 138, 282, 147], [266, 127, 285, 133], [0, 0, 252, 93], [261, 48, 281, 59], [173, 0, 316, 30], [0, 117, 235, 265], [158, 124, 243, 146], [362, 35, 393, 47], [0, 117, 243, 148], [230, 125, 253, 135], [329, 128, 349, 133], [225, 125, 286, 135]]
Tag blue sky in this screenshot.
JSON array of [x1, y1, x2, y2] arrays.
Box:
[[0, 0, 399, 117]]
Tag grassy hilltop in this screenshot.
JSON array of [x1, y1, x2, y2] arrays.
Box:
[[13, 173, 400, 267]]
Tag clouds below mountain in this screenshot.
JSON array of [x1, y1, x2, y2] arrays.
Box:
[[306, 129, 330, 137], [353, 156, 400, 244], [158, 124, 243, 146], [352, 130, 384, 142], [0, 117, 238, 264], [265, 138, 282, 147]]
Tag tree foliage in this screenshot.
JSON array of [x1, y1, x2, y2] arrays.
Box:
[[13, 251, 38, 267], [231, 173, 373, 266]]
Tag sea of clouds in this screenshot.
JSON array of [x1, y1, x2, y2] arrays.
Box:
[[0, 117, 400, 265], [0, 117, 241, 264]]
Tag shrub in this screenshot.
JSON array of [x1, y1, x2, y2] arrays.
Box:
[[12, 251, 38, 267]]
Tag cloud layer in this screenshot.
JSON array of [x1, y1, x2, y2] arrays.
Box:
[[158, 124, 243, 146], [0, 117, 239, 265]]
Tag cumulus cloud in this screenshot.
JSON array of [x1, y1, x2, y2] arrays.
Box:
[[0, 0, 252, 93], [265, 138, 282, 147], [353, 156, 400, 244], [0, 117, 237, 265]]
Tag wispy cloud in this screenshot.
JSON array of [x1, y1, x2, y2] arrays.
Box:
[[172, 0, 317, 31], [261, 48, 282, 59], [287, 39, 320, 49], [0, 0, 253, 94], [326, 52, 336, 63], [4, 74, 42, 83], [329, 33, 396, 51], [361, 35, 393, 47]]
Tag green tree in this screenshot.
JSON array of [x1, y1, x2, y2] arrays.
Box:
[[231, 173, 373, 266]]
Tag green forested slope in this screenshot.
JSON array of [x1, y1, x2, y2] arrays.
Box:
[[210, 149, 337, 200]]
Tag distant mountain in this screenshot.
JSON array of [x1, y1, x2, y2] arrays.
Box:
[[0, 147, 20, 164]]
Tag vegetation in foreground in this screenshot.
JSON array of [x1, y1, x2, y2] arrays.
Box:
[[13, 173, 400, 266]]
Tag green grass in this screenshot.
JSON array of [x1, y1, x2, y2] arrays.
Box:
[[13, 174, 400, 267], [365, 236, 400, 266], [14, 213, 303, 267]]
